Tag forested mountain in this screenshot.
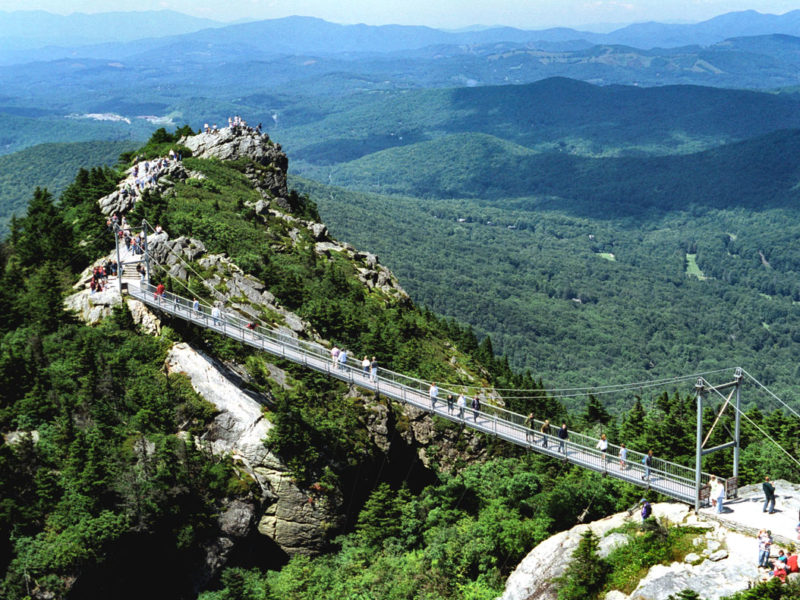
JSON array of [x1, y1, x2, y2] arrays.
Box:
[[282, 79, 800, 167], [0, 141, 137, 234], [310, 128, 800, 211], [290, 125, 800, 404], [5, 9, 800, 65], [2, 126, 799, 600]]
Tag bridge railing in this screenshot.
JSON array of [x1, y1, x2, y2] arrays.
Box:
[[130, 282, 709, 503]]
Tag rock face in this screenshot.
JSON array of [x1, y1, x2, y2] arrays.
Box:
[[499, 509, 634, 600], [165, 342, 345, 556], [499, 502, 765, 600]]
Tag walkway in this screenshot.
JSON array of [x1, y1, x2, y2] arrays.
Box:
[[123, 280, 712, 505]]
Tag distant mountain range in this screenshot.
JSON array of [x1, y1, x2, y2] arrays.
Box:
[[3, 10, 800, 66], [0, 10, 223, 54]]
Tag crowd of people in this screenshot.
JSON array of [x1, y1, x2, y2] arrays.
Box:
[[757, 527, 799, 582], [203, 115, 263, 137], [89, 260, 118, 294], [121, 155, 180, 200]]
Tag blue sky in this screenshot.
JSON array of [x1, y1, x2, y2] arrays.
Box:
[[3, 1, 799, 29]]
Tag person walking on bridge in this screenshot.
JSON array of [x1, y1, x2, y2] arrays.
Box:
[[429, 382, 439, 411], [471, 395, 481, 422], [370, 356, 378, 382], [763, 476, 776, 514], [642, 449, 653, 481], [330, 346, 340, 368], [540, 419, 550, 448], [457, 393, 466, 420], [558, 423, 568, 454], [524, 413, 535, 443], [596, 434, 608, 470]]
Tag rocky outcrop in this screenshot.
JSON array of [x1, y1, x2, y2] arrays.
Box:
[[315, 240, 410, 303], [165, 342, 345, 556], [498, 502, 766, 600], [99, 160, 190, 216], [181, 129, 289, 200]]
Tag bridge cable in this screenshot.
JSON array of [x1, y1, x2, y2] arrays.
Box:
[[703, 379, 800, 471], [740, 369, 800, 421]]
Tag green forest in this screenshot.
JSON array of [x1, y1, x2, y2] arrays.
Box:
[[1, 127, 800, 600], [0, 140, 138, 235], [290, 129, 800, 411]]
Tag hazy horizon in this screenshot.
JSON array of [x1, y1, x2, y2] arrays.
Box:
[[1, 1, 798, 31]]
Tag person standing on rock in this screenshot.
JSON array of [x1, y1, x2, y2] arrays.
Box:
[[763, 476, 776, 514], [429, 382, 439, 411], [640, 498, 652, 523], [715, 476, 726, 513], [758, 529, 772, 568]]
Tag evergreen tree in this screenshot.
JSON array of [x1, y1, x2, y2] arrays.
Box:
[[555, 529, 609, 600]]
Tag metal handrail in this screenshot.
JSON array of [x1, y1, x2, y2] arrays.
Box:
[[130, 281, 710, 504]]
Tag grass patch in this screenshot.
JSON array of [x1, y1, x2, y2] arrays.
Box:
[[598, 252, 616, 261], [604, 519, 708, 594], [685, 253, 706, 280]]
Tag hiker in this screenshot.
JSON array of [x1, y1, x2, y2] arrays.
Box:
[[758, 529, 772, 568], [540, 419, 550, 448], [619, 443, 628, 469], [642, 450, 653, 481], [640, 498, 652, 523], [596, 434, 608, 469], [471, 395, 480, 421], [763, 476, 776, 514], [457, 393, 466, 419], [558, 423, 568, 453], [429, 382, 439, 410], [330, 346, 340, 368], [370, 356, 378, 382], [524, 412, 535, 442]]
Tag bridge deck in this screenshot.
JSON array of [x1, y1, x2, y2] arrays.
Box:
[[124, 280, 708, 505]]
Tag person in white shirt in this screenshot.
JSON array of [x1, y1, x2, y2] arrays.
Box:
[[429, 382, 439, 411]]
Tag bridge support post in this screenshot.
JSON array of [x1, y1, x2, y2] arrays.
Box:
[[114, 225, 122, 293], [694, 378, 704, 512], [141, 220, 151, 284], [733, 367, 742, 496]]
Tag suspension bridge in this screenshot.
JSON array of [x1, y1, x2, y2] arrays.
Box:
[[106, 223, 800, 511]]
